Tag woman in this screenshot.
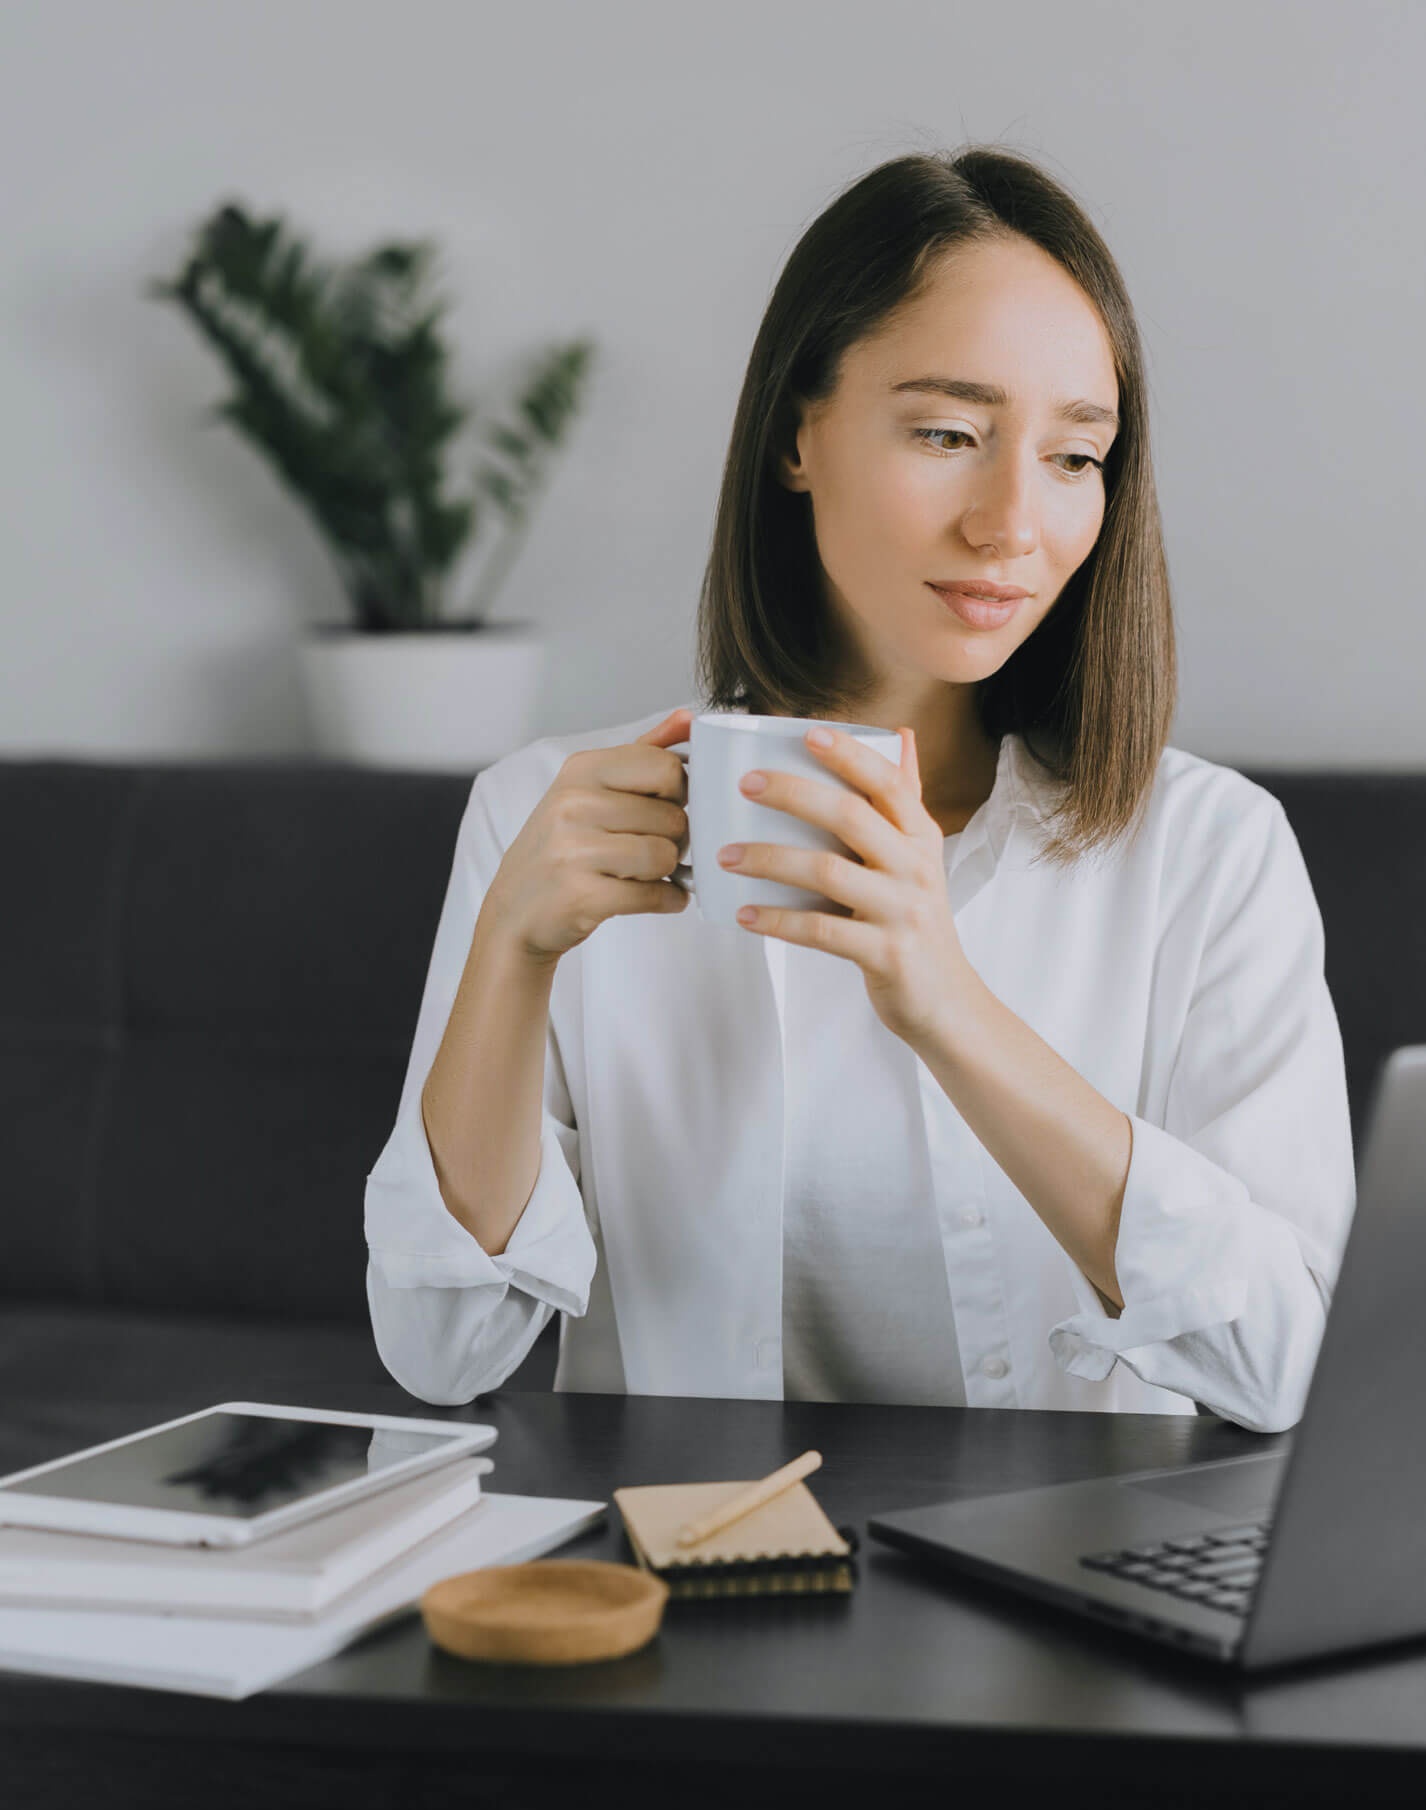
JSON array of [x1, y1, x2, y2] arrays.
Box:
[[364, 147, 1354, 1432]]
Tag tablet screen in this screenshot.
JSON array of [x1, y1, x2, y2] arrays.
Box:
[[0, 1412, 462, 1521]]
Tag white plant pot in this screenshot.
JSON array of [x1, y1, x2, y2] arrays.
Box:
[[298, 620, 546, 771]]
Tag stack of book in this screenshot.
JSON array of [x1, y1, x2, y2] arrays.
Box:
[[0, 1439, 606, 1699]]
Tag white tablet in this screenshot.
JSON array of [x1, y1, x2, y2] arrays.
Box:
[[0, 1402, 498, 1548]]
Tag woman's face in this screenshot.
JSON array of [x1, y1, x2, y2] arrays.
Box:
[[778, 234, 1120, 697]]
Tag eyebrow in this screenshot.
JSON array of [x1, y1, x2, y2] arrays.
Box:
[[889, 376, 1119, 432]]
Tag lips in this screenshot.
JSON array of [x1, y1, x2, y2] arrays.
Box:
[[928, 583, 1025, 630], [927, 581, 1031, 602]]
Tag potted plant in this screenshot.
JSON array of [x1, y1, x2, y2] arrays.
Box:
[[148, 202, 594, 768]]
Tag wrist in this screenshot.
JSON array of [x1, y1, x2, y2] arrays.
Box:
[[475, 903, 561, 985], [910, 961, 988, 1071]]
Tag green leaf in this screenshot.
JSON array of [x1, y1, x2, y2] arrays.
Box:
[[490, 424, 536, 468], [477, 468, 521, 511]]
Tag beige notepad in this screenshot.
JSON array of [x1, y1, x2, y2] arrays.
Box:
[[613, 1480, 855, 1599]]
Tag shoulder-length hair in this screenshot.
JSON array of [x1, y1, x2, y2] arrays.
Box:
[[692, 146, 1176, 870]]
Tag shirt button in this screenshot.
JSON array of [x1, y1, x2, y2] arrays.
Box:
[[980, 1354, 1009, 1380], [960, 1207, 984, 1228]]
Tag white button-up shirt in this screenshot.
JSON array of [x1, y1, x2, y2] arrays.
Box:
[[364, 705, 1357, 1433]]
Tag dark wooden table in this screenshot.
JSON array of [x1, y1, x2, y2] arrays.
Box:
[[3, 1383, 1425, 1809]]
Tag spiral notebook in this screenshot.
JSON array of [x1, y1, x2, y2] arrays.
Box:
[[613, 1478, 858, 1599]]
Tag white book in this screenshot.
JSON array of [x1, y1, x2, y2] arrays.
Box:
[[0, 1455, 494, 1620], [0, 1491, 607, 1699]]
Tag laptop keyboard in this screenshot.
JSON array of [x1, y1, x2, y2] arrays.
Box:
[[1079, 1520, 1270, 1616]]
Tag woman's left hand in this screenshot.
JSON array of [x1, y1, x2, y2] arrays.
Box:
[[717, 726, 975, 1050]]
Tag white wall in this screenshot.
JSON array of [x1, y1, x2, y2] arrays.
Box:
[[1, 0, 1420, 767]]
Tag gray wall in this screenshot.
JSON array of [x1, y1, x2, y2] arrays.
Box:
[[2, 0, 1420, 767]]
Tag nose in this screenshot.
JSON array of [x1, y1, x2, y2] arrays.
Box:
[[959, 448, 1040, 558]]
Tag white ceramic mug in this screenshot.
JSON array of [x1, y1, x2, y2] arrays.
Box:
[[668, 712, 904, 926]]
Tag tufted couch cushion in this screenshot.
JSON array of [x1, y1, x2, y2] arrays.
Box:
[[2, 759, 473, 1322]]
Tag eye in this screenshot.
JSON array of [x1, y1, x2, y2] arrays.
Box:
[[912, 428, 1105, 480], [913, 427, 976, 455], [1054, 452, 1105, 479]]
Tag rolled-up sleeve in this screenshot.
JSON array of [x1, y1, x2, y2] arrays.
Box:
[[364, 774, 596, 1404], [1048, 794, 1357, 1433]]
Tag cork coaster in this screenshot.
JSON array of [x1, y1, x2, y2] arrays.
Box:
[[421, 1559, 669, 1666]]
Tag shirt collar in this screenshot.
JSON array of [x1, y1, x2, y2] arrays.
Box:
[[949, 730, 1066, 873]]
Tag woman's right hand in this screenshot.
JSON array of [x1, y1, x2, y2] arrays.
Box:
[[482, 707, 694, 968]]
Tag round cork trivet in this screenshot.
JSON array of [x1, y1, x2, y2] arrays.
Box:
[[421, 1559, 669, 1666]]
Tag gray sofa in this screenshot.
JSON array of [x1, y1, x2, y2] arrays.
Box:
[[2, 752, 1423, 1475]]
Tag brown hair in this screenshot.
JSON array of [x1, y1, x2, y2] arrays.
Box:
[[692, 145, 1176, 869]]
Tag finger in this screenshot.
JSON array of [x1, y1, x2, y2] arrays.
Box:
[[637, 707, 694, 746], [596, 829, 684, 882], [802, 727, 923, 834], [735, 902, 882, 965], [719, 842, 891, 917], [900, 727, 921, 796], [594, 790, 688, 842], [742, 768, 905, 873], [637, 707, 693, 799], [596, 710, 693, 802]]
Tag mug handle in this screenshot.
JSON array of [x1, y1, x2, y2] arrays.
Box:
[[668, 740, 694, 895]]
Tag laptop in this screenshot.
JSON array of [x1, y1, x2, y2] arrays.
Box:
[[868, 1044, 1426, 1671]]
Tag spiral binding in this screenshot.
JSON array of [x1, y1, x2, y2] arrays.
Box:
[[659, 1525, 862, 1600]]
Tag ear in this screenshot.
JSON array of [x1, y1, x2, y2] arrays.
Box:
[[776, 395, 812, 493], [777, 450, 809, 492]]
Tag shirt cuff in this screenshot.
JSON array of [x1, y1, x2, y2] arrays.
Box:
[[365, 1106, 597, 1319], [1048, 1112, 1251, 1381]]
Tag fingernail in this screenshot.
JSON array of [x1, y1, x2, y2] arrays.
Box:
[[718, 844, 745, 865], [740, 771, 766, 793], [806, 727, 834, 748]]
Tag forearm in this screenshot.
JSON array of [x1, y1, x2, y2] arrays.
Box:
[[421, 906, 559, 1258], [914, 970, 1131, 1313]]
